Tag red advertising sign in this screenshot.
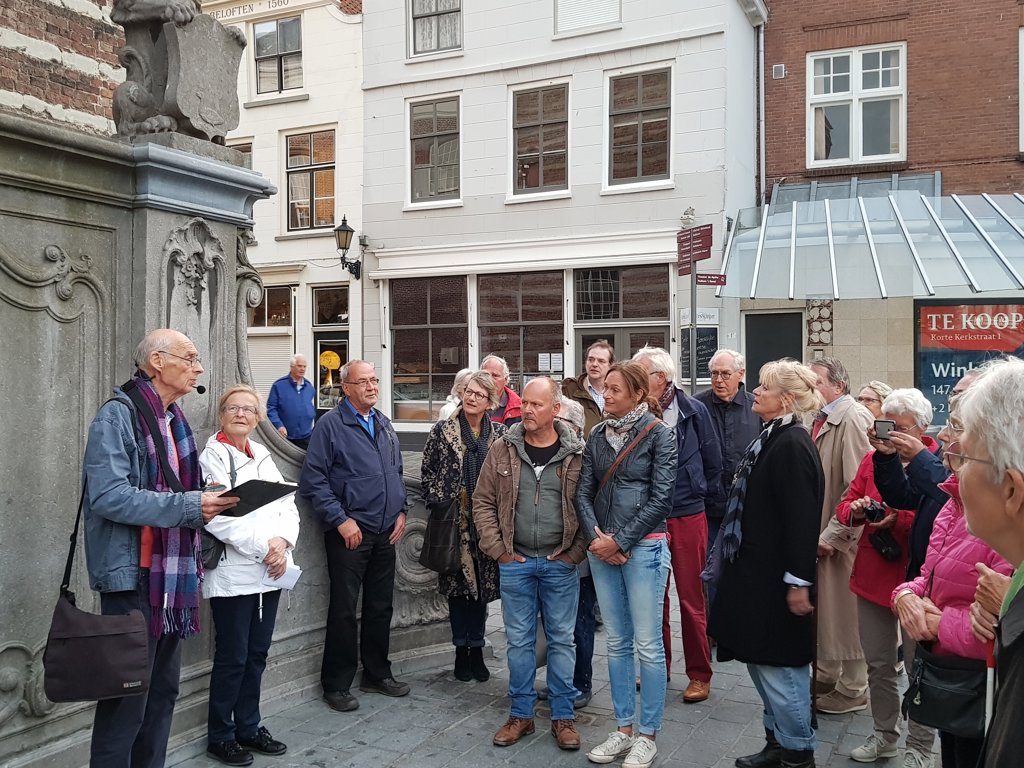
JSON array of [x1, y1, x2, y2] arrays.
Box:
[[694, 273, 727, 286], [916, 300, 1024, 424], [677, 224, 713, 275]]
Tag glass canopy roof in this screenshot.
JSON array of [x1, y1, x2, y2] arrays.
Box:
[[718, 192, 1024, 299]]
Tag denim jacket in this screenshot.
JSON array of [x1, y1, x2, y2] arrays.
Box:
[[575, 411, 678, 553], [82, 389, 204, 593]]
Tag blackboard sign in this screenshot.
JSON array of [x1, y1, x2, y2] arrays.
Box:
[[680, 326, 719, 382]]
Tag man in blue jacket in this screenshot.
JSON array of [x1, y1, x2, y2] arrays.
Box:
[[299, 360, 409, 714], [267, 354, 316, 449], [634, 347, 723, 704]]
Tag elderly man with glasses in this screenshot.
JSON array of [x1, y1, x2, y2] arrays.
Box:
[[300, 360, 410, 714]]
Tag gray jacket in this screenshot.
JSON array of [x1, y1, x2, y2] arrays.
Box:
[[575, 412, 677, 553], [82, 389, 204, 593]]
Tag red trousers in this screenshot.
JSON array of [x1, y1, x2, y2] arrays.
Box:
[[661, 513, 712, 682]]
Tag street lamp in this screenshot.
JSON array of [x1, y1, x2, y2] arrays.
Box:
[[333, 215, 361, 280]]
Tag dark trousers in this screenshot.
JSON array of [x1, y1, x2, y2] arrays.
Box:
[[91, 573, 182, 768], [939, 731, 983, 768], [208, 591, 281, 743], [705, 514, 723, 610], [322, 527, 396, 693], [574, 575, 597, 695], [448, 595, 487, 648], [288, 437, 310, 450]]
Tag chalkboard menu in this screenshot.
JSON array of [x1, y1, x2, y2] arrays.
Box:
[[680, 326, 719, 382]]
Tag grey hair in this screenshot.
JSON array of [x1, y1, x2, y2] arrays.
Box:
[[633, 345, 677, 384], [881, 388, 933, 429], [957, 356, 1024, 476], [340, 359, 374, 383], [524, 375, 562, 403], [465, 370, 500, 409], [862, 380, 893, 400], [709, 348, 745, 372], [480, 354, 510, 378], [134, 329, 184, 374], [290, 353, 307, 366], [810, 356, 851, 394], [557, 397, 585, 435], [450, 368, 473, 398]]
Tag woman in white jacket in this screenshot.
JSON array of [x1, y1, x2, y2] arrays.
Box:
[[199, 384, 299, 767]]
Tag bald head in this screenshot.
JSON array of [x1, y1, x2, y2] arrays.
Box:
[[135, 329, 189, 375]]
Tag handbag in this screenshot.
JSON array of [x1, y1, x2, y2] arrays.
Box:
[[43, 481, 151, 702], [418, 497, 462, 575], [868, 528, 902, 562], [200, 449, 238, 570], [902, 640, 986, 738]]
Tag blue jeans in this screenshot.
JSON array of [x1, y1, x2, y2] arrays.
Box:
[[589, 539, 670, 736], [747, 663, 816, 751], [448, 595, 487, 648], [574, 575, 597, 695], [499, 556, 579, 721]]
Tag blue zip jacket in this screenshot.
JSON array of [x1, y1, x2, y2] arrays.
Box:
[[83, 389, 204, 593], [299, 398, 407, 533], [267, 375, 316, 440], [694, 384, 763, 519], [669, 388, 724, 518]]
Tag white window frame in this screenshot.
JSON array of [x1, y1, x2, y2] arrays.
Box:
[[405, 93, 463, 210], [408, 0, 462, 58], [281, 125, 337, 233], [805, 42, 907, 169], [507, 78, 573, 202], [252, 15, 304, 96]]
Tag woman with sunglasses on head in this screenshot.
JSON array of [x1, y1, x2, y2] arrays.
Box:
[[854, 380, 893, 419], [421, 370, 506, 683], [890, 393, 1011, 768], [199, 384, 300, 766]]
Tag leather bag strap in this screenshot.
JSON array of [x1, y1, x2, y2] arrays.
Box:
[[596, 420, 660, 496], [60, 481, 87, 595]]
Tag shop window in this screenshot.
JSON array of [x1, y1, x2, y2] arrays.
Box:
[[248, 285, 292, 327], [286, 130, 334, 231], [574, 265, 669, 321], [391, 276, 468, 420], [608, 69, 670, 184], [254, 16, 303, 94], [479, 272, 564, 387]]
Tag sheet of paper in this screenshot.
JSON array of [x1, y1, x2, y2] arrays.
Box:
[[261, 563, 301, 590]]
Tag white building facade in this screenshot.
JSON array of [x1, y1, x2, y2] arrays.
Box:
[[207, 0, 364, 412], [361, 0, 767, 443]]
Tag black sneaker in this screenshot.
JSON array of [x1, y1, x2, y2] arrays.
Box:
[[323, 690, 359, 712], [238, 726, 287, 756], [206, 741, 254, 767], [358, 676, 410, 697]]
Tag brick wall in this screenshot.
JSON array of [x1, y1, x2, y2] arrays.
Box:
[[0, 0, 122, 132], [763, 0, 1024, 196]]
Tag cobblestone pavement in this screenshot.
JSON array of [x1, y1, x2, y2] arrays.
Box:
[[173, 599, 929, 768]]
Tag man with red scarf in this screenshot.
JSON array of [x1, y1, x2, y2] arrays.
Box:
[[83, 329, 238, 768]]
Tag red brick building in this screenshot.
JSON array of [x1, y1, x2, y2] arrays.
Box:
[[761, 1, 1024, 198]]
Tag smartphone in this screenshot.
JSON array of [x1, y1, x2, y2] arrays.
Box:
[[874, 419, 896, 440]]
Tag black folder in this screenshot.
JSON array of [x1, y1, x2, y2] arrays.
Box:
[[219, 479, 296, 517]]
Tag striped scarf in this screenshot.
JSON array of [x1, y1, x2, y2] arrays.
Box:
[[131, 375, 203, 638]]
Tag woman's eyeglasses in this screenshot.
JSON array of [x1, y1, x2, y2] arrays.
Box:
[[462, 389, 489, 401], [856, 396, 881, 405], [223, 404, 257, 416]]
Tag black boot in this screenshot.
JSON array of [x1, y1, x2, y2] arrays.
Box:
[[780, 748, 815, 768], [735, 729, 782, 768], [454, 646, 472, 681], [469, 646, 490, 682]]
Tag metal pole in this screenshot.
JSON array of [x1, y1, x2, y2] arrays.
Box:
[[690, 270, 697, 395]]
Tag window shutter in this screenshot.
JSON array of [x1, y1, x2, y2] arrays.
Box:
[[556, 0, 618, 34], [246, 334, 295, 400]]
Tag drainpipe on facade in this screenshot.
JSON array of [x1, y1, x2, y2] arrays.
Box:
[[758, 22, 766, 205]]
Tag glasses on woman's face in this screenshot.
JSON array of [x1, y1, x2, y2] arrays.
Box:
[[462, 388, 489, 402], [856, 396, 881, 405], [223, 404, 257, 416], [944, 448, 995, 473]]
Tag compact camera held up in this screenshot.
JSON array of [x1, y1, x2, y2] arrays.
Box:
[[862, 499, 887, 523]]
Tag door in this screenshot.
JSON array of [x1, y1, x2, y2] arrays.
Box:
[[576, 327, 669, 371], [313, 332, 348, 417], [744, 312, 804, 388]]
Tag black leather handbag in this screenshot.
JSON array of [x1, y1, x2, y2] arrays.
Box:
[[902, 640, 986, 738], [43, 483, 151, 702], [418, 498, 461, 575]]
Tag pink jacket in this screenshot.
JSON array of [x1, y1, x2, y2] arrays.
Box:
[[891, 475, 1012, 660]]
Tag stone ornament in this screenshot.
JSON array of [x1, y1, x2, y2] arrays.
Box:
[[807, 299, 834, 346], [163, 217, 226, 307]]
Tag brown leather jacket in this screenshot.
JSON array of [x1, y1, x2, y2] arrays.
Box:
[[471, 421, 587, 564]]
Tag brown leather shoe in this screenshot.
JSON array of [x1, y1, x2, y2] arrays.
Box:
[[551, 719, 581, 750], [493, 716, 535, 746], [683, 679, 711, 703]]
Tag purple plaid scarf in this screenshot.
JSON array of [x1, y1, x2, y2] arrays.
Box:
[[131, 374, 203, 638]]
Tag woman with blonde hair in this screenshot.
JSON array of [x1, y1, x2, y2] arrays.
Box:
[[708, 360, 825, 768]]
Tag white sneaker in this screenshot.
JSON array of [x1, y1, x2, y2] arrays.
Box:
[[850, 735, 898, 762], [903, 747, 932, 768], [623, 736, 658, 768], [587, 731, 635, 764]]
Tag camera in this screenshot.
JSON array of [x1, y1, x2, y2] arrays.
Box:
[[863, 500, 886, 523]]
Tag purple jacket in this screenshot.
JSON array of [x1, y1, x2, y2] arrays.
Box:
[[892, 475, 1012, 660]]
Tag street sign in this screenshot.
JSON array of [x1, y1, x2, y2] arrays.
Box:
[[677, 224, 713, 275], [695, 272, 727, 286]]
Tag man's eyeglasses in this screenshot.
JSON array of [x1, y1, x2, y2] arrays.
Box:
[[344, 377, 380, 388], [944, 449, 995, 473], [710, 370, 737, 380], [462, 388, 489, 401], [159, 350, 202, 367], [223, 404, 258, 416]]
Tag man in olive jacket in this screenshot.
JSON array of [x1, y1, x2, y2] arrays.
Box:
[[473, 377, 586, 752]]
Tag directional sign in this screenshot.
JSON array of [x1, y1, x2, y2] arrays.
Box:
[[677, 224, 713, 275], [694, 272, 727, 286]]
